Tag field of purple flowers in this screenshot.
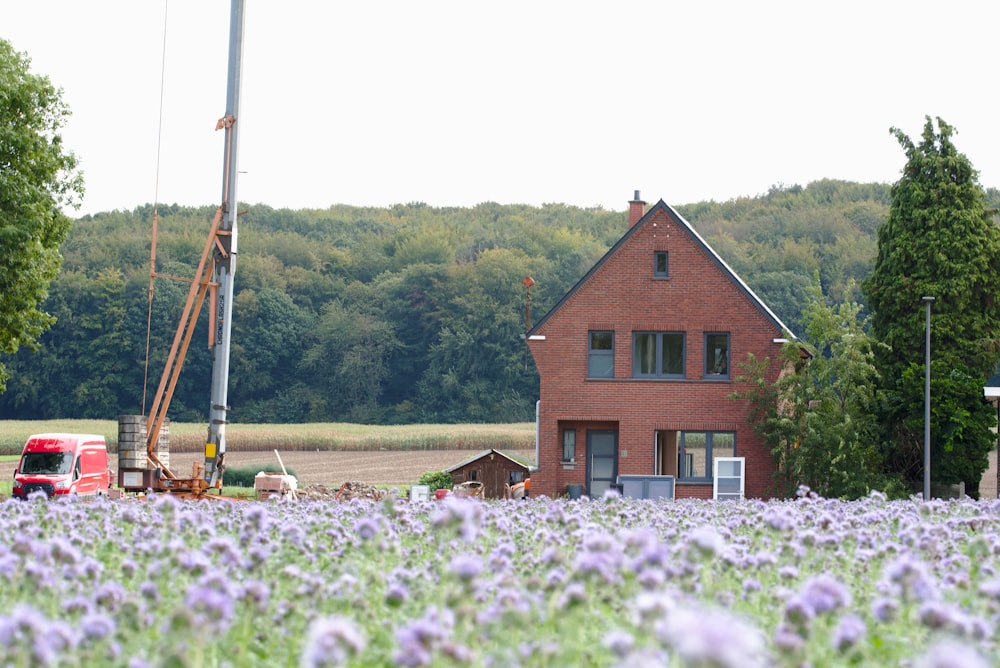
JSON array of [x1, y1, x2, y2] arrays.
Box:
[[2, 490, 998, 667]]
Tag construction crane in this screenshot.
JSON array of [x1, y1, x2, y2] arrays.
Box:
[[120, 0, 245, 496]]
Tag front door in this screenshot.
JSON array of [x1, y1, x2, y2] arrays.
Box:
[[587, 431, 618, 498]]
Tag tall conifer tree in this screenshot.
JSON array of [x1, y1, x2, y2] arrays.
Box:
[[863, 117, 1000, 496]]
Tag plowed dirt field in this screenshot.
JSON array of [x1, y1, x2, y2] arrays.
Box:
[[1, 450, 535, 489]]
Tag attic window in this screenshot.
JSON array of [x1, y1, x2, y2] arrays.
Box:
[[588, 331, 614, 378], [654, 251, 669, 278]]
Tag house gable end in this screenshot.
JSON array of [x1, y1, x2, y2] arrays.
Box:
[[528, 199, 793, 338]]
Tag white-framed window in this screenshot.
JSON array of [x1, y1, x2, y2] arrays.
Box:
[[713, 457, 745, 500], [588, 331, 614, 378], [633, 332, 685, 378]]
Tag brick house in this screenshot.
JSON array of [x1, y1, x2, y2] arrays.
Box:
[[525, 193, 794, 500]]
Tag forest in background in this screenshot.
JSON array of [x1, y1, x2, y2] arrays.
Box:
[[2, 179, 998, 424]]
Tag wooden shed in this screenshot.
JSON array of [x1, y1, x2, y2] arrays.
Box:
[[445, 449, 531, 499]]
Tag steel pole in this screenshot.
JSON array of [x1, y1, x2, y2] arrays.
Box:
[[922, 296, 934, 501], [205, 0, 245, 487]]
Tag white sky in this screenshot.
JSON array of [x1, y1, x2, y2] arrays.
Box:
[[5, 1, 999, 217]]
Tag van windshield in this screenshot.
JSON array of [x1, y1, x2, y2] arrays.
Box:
[[20, 452, 74, 475]]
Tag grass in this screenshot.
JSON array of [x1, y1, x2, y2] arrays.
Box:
[[0, 420, 536, 456]]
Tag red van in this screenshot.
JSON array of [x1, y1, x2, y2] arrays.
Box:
[[12, 433, 112, 499]]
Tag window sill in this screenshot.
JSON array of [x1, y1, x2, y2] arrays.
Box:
[[561, 460, 576, 470]]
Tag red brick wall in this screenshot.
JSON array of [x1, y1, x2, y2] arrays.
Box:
[[527, 204, 786, 500]]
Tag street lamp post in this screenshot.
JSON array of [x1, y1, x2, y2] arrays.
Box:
[[922, 296, 934, 501]]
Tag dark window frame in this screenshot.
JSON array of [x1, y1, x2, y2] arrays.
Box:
[[588, 330, 615, 378], [632, 331, 686, 378], [562, 429, 576, 462], [654, 251, 669, 278], [704, 332, 730, 379], [678, 431, 736, 483]]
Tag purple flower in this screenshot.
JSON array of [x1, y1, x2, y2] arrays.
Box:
[[80, 613, 116, 642], [394, 607, 455, 668], [871, 596, 898, 623], [385, 581, 410, 607], [687, 525, 725, 558], [431, 496, 484, 541], [93, 581, 127, 612], [448, 554, 483, 582], [917, 602, 989, 638], [238, 580, 271, 612], [300, 615, 365, 668], [773, 624, 805, 654], [883, 554, 939, 603], [602, 629, 634, 657], [798, 574, 851, 615], [783, 595, 814, 632], [657, 605, 767, 668], [184, 584, 235, 634], [831, 614, 866, 652], [915, 640, 989, 668], [353, 517, 379, 542], [557, 582, 588, 609], [612, 648, 670, 668], [977, 578, 1000, 600]]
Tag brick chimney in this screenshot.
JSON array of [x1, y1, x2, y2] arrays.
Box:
[[628, 190, 646, 227]]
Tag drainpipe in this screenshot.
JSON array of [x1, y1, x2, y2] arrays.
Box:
[[535, 400, 540, 475]]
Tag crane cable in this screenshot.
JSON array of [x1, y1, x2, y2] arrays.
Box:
[[142, 0, 170, 416]]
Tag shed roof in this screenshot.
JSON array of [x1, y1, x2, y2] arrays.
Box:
[[444, 448, 534, 473]]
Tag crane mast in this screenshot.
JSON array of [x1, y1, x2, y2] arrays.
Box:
[[129, 0, 245, 496], [205, 0, 246, 487]]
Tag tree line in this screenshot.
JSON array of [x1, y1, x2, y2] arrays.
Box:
[[2, 180, 935, 425]]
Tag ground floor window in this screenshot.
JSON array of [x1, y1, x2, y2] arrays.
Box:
[[562, 429, 576, 462], [678, 431, 735, 482]]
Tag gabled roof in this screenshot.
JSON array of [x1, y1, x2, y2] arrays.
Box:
[[527, 199, 795, 337], [444, 448, 534, 473]]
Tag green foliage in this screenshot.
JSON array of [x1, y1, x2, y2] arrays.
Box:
[[731, 279, 902, 499], [862, 117, 1000, 495], [886, 362, 995, 498], [0, 178, 952, 426], [0, 39, 83, 391], [223, 464, 297, 488], [417, 470, 452, 492], [680, 179, 891, 331]]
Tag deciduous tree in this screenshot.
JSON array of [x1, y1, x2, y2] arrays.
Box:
[[0, 40, 83, 391], [731, 280, 901, 498]]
